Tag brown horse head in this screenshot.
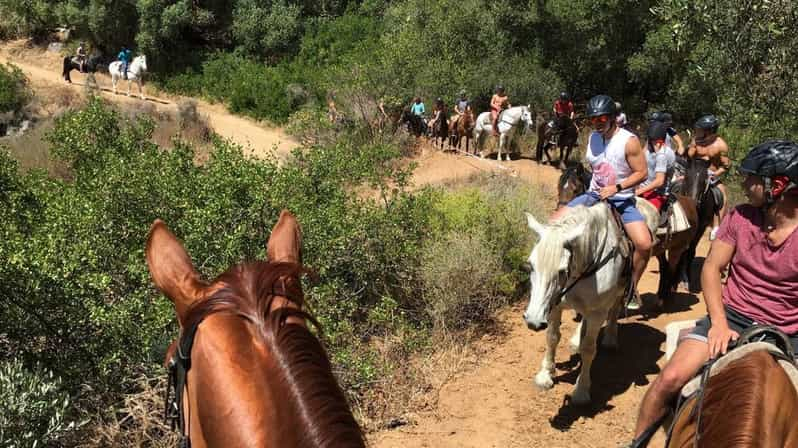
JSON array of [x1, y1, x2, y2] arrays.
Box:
[[146, 210, 365, 448]]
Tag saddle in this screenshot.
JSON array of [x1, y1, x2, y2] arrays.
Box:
[[655, 196, 690, 236]]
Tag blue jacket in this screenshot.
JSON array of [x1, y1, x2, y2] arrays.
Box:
[[118, 50, 131, 62]]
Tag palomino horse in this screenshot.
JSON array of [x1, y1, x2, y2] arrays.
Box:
[[474, 106, 533, 161], [109, 55, 148, 99], [146, 210, 365, 448], [524, 204, 657, 403], [665, 329, 798, 447], [536, 115, 579, 168], [449, 109, 475, 153], [62, 55, 101, 83]]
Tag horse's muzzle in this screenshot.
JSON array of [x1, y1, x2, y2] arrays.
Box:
[[524, 315, 547, 331]]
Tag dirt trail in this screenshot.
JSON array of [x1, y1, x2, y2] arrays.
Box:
[[0, 41, 298, 160], [371, 236, 709, 447]]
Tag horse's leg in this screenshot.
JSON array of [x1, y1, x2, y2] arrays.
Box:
[[138, 78, 145, 100], [112, 75, 117, 94], [657, 253, 671, 308], [572, 313, 602, 404], [534, 305, 564, 390], [569, 319, 582, 353], [126, 78, 132, 96], [602, 296, 622, 350]]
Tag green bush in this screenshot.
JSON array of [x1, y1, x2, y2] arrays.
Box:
[[0, 359, 78, 447], [0, 63, 31, 118]]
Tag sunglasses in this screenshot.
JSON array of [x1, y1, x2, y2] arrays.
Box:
[[590, 115, 610, 124]]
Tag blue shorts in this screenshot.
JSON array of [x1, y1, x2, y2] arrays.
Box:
[[567, 191, 645, 224]]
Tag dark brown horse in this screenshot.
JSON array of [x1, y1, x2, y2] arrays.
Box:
[[147, 210, 365, 448], [673, 157, 716, 290], [449, 109, 475, 153], [62, 55, 100, 83], [667, 349, 798, 447], [536, 115, 579, 168], [428, 107, 449, 150]]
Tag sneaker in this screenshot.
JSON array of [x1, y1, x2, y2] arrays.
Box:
[[709, 226, 719, 241], [626, 291, 642, 311]]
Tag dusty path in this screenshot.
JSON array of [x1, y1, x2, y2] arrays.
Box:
[[0, 40, 298, 160], [371, 231, 709, 447]]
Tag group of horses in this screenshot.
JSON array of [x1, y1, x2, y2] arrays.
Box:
[[62, 53, 148, 99], [400, 104, 578, 165], [524, 157, 798, 446]]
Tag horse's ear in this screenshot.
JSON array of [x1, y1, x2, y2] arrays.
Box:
[[146, 220, 207, 325], [526, 212, 547, 238], [267, 210, 302, 264]]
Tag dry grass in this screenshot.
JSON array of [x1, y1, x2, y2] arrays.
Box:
[[83, 375, 178, 448]]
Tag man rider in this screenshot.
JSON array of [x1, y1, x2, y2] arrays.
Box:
[[636, 120, 675, 212], [118, 46, 132, 80], [553, 91, 575, 132], [688, 114, 731, 240], [630, 140, 798, 447], [491, 85, 510, 136], [551, 95, 653, 311]]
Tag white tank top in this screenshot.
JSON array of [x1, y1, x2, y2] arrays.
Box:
[[585, 128, 636, 199]]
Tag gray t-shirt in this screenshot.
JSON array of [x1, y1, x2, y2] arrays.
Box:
[[642, 146, 675, 194]]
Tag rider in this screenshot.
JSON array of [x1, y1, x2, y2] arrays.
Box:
[[630, 140, 798, 447], [76, 41, 87, 73], [635, 120, 675, 212], [410, 96, 427, 134], [553, 91, 575, 131], [427, 97, 447, 134], [615, 102, 628, 129], [117, 46, 132, 80], [491, 85, 510, 136], [452, 90, 470, 125], [552, 95, 652, 310], [688, 114, 730, 240]]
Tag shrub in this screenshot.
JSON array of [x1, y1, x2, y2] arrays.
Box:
[[0, 63, 32, 118], [0, 359, 79, 446]]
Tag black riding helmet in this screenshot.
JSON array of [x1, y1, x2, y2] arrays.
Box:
[[586, 95, 616, 118], [694, 114, 720, 133], [662, 113, 673, 126], [649, 111, 666, 122], [496, 85, 505, 93], [647, 121, 668, 142], [739, 140, 798, 184], [560, 91, 569, 101]]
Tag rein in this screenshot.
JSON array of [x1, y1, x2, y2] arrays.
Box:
[[164, 278, 298, 448]]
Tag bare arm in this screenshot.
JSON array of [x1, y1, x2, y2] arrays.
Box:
[[687, 142, 698, 158], [624, 138, 649, 188], [701, 239, 738, 356], [712, 141, 731, 176], [636, 172, 665, 196], [672, 134, 685, 156]]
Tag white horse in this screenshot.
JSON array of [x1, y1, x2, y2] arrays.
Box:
[[109, 55, 148, 99], [523, 203, 656, 404], [473, 105, 533, 161]]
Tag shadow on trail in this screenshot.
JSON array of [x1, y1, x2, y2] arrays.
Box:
[[548, 322, 665, 431]]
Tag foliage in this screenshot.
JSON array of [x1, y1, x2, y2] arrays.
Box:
[[0, 63, 32, 118], [232, 0, 302, 60], [0, 359, 79, 446]]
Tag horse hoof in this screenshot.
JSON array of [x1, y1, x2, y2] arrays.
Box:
[[534, 371, 554, 390], [570, 389, 591, 405]]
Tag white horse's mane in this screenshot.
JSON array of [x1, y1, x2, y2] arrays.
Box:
[[534, 204, 616, 275]]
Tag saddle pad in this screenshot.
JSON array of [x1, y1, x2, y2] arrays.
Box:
[[656, 201, 691, 236], [681, 342, 798, 398]]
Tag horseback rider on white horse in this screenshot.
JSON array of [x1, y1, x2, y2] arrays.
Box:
[[109, 52, 148, 99], [551, 94, 654, 311], [473, 105, 532, 161]]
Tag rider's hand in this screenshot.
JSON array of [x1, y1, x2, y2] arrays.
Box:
[[707, 323, 739, 358], [599, 185, 617, 200]]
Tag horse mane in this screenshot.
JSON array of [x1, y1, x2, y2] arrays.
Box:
[[536, 204, 614, 275], [182, 261, 365, 447], [695, 350, 779, 445]]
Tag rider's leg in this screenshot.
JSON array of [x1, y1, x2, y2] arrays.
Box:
[[622, 219, 653, 307], [633, 338, 708, 438], [491, 110, 499, 135], [551, 192, 599, 221]]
